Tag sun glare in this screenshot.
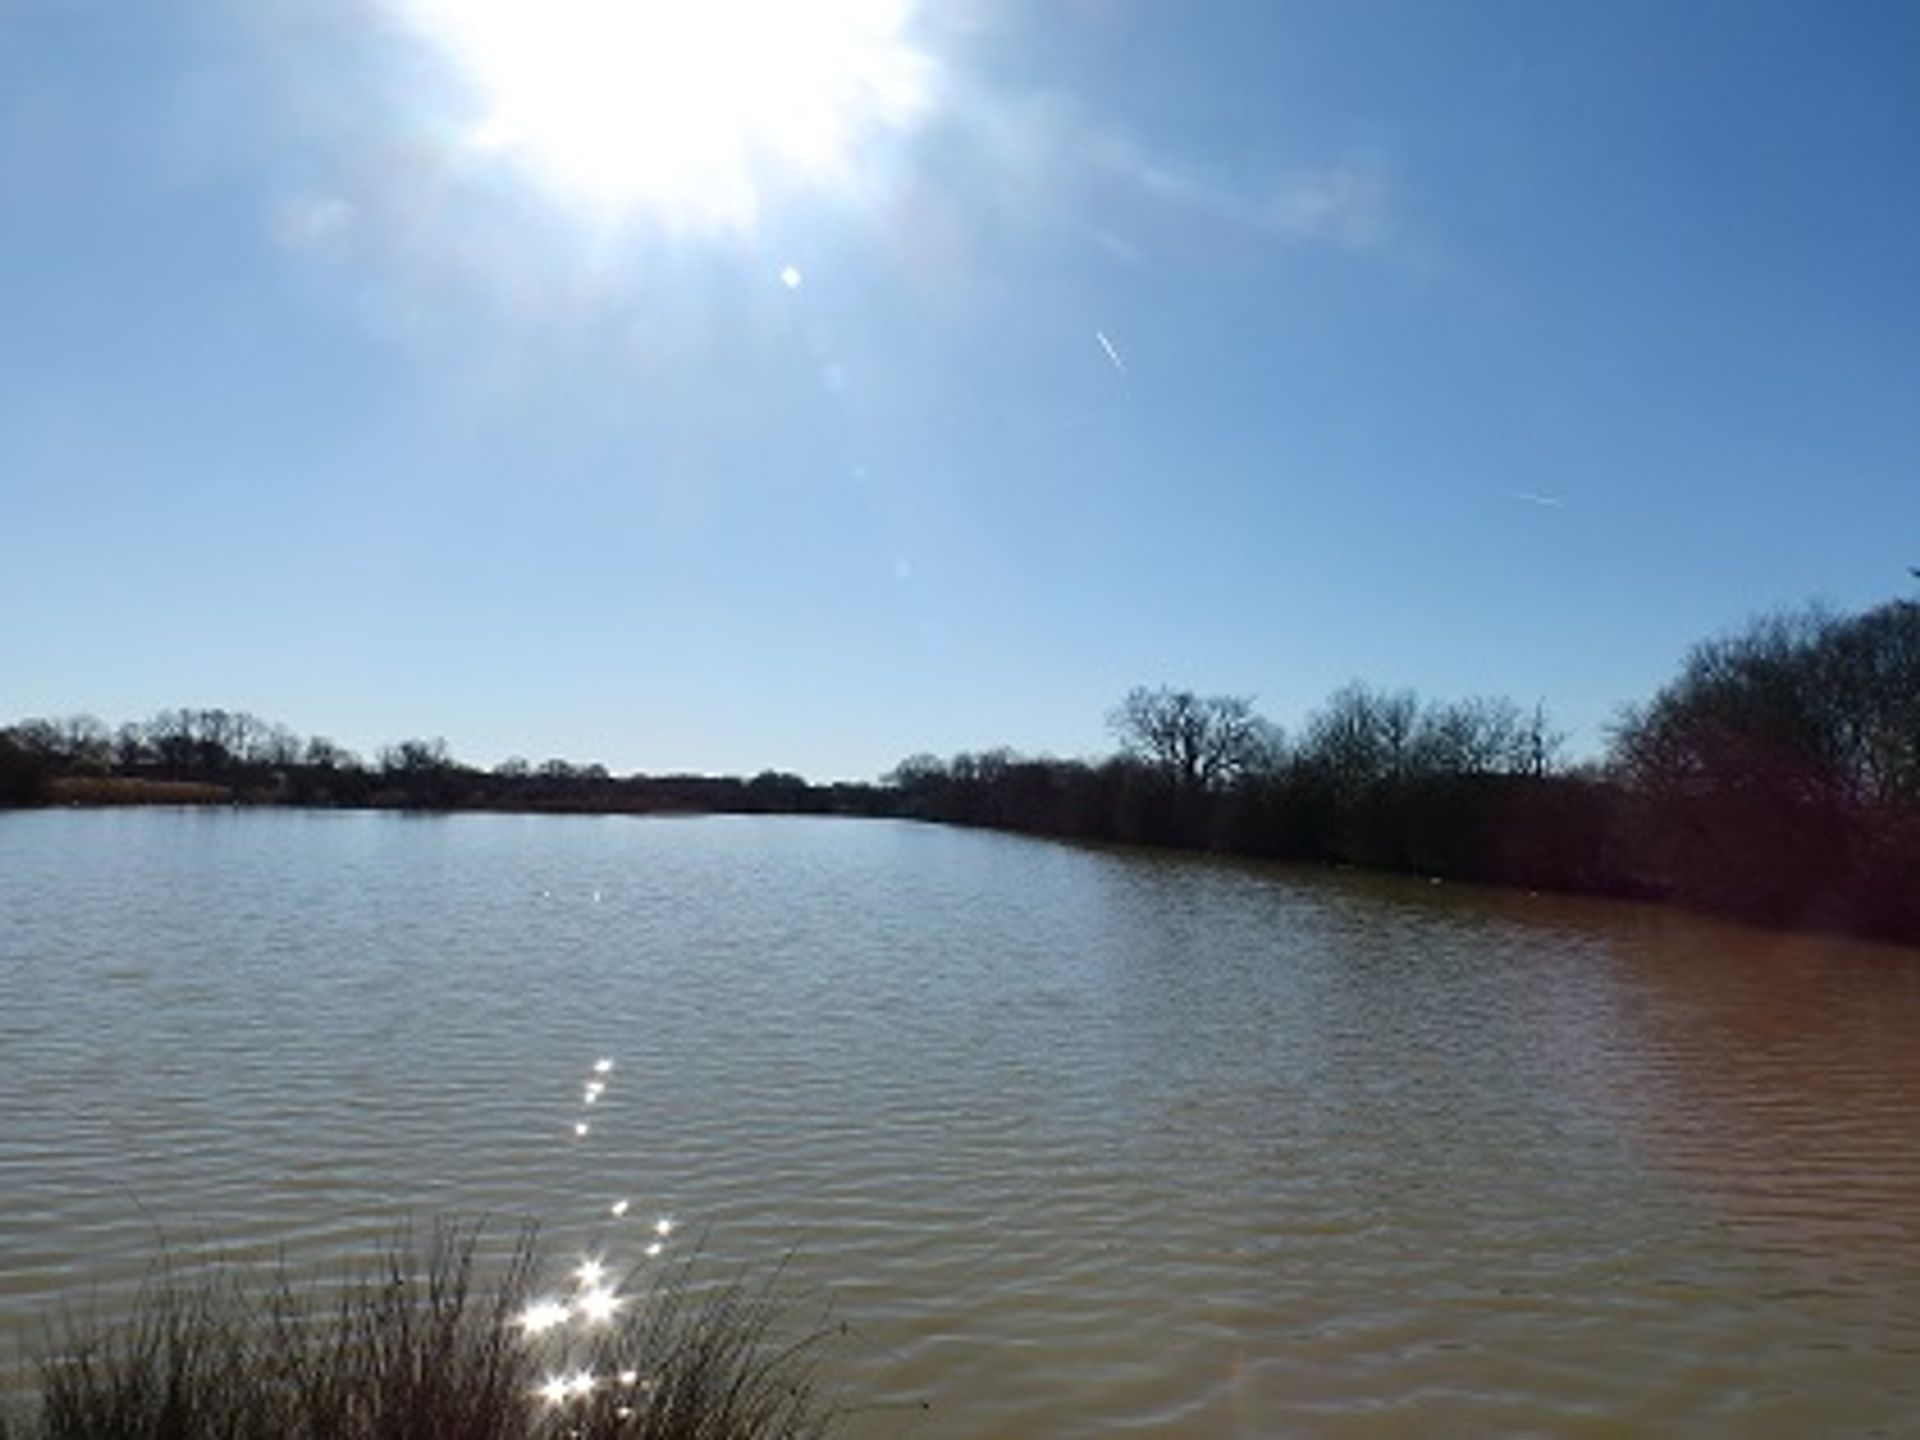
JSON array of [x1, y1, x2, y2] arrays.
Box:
[[399, 0, 933, 229]]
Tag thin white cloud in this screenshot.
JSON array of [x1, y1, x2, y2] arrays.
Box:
[[1078, 117, 1394, 254], [1507, 490, 1567, 509], [1263, 162, 1390, 249], [270, 193, 357, 257], [930, 86, 1396, 259]]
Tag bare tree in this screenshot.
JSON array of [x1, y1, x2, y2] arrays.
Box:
[[1613, 601, 1917, 808], [304, 736, 358, 771], [114, 721, 151, 771], [1519, 700, 1566, 778], [1108, 686, 1275, 790], [1301, 683, 1408, 791], [380, 737, 453, 776], [883, 754, 946, 789], [257, 723, 302, 769], [53, 714, 112, 772], [1413, 696, 1519, 775]]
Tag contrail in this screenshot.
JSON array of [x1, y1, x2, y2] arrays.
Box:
[[1095, 329, 1126, 373], [1507, 490, 1565, 508]]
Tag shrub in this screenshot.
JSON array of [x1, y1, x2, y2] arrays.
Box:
[[1, 1222, 837, 1440]]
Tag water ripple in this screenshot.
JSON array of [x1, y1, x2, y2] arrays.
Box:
[[3, 811, 1919, 1436]]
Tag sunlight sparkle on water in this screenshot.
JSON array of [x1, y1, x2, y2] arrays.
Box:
[[654, 1215, 675, 1238], [573, 1121, 590, 1137], [574, 1257, 607, 1289], [537, 1369, 597, 1405], [575, 1284, 621, 1324], [518, 1298, 572, 1336], [610, 1198, 630, 1217], [593, 1058, 614, 1075]]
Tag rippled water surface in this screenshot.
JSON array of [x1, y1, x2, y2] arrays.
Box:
[[5, 809, 1920, 1435]]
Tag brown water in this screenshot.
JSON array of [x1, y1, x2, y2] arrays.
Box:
[[4, 809, 1919, 1436]]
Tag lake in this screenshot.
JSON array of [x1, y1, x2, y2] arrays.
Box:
[[4, 808, 1919, 1435]]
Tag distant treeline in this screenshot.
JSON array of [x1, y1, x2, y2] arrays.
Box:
[[0, 715, 888, 818], [3, 596, 1915, 942]]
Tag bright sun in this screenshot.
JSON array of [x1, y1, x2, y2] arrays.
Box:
[[398, 0, 933, 230]]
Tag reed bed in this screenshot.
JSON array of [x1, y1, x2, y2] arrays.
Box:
[[0, 1222, 836, 1440]]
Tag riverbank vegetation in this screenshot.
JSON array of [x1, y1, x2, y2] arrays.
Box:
[[0, 1223, 837, 1440], [4, 596, 1914, 942], [888, 597, 1917, 942]]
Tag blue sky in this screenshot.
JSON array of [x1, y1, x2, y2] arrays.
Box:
[[4, 0, 1916, 780]]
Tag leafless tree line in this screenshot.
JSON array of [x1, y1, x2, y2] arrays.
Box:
[[1106, 683, 1562, 793]]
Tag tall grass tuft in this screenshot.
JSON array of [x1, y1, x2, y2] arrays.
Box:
[[1, 1222, 837, 1440]]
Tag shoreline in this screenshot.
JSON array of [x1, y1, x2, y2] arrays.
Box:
[[14, 785, 1918, 951]]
